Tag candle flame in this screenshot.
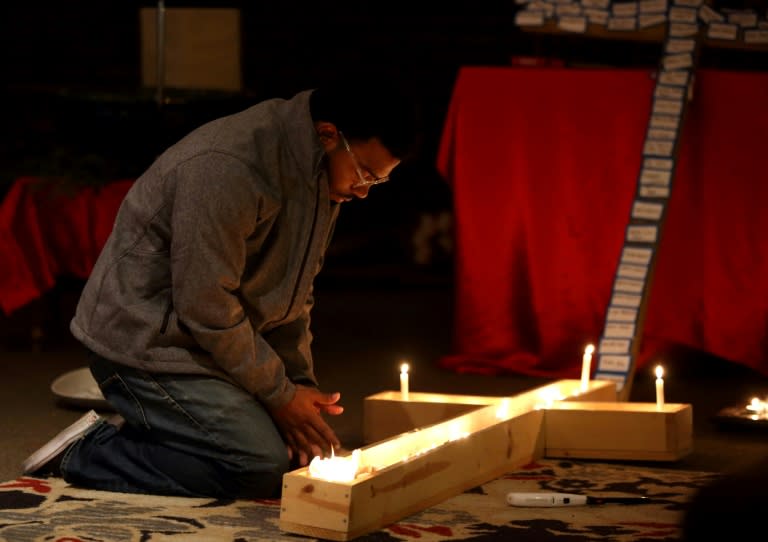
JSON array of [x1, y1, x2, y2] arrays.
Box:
[[655, 365, 664, 379], [585, 344, 595, 355], [401, 363, 409, 374], [308, 448, 362, 482]]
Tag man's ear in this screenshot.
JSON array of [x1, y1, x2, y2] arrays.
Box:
[[315, 121, 339, 152]]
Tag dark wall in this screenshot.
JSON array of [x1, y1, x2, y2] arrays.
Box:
[[2, 1, 766, 259]]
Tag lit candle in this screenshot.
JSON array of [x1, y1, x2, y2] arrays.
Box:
[[308, 448, 361, 482], [580, 344, 595, 391], [655, 365, 665, 409], [400, 362, 410, 400]]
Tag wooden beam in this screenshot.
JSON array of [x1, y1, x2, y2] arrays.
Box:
[[544, 401, 693, 461], [363, 379, 618, 443], [281, 403, 546, 540]]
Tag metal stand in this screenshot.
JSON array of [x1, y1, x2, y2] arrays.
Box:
[[155, 0, 166, 109]]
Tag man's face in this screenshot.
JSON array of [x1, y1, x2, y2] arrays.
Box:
[[326, 135, 400, 203]]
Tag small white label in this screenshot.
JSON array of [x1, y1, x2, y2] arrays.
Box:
[[639, 0, 666, 14], [516, 11, 546, 26], [613, 1, 638, 16], [655, 85, 685, 100], [639, 185, 671, 198], [556, 3, 583, 16], [608, 16, 637, 30], [611, 292, 643, 308], [598, 355, 632, 372], [708, 22, 739, 40], [617, 263, 648, 280], [644, 139, 675, 157], [627, 225, 658, 243], [648, 128, 677, 140], [607, 305, 639, 322], [649, 114, 680, 129], [585, 8, 609, 24], [638, 13, 666, 28], [615, 277, 645, 294], [658, 70, 689, 86], [669, 6, 697, 23], [669, 22, 699, 37], [632, 200, 664, 220], [698, 5, 725, 24], [727, 11, 757, 28], [605, 322, 636, 338], [745, 30, 768, 43], [599, 338, 631, 354], [653, 98, 683, 115], [643, 157, 673, 171], [558, 16, 588, 33], [640, 168, 672, 186], [621, 246, 653, 265]]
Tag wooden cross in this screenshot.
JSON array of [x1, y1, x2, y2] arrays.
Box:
[[279, 380, 692, 540]]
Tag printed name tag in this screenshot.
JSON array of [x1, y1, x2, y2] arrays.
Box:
[[632, 200, 664, 220], [598, 355, 632, 372], [639, 185, 671, 198], [643, 157, 673, 171], [658, 70, 689, 85], [649, 114, 680, 129], [611, 292, 643, 308], [607, 305, 640, 321], [605, 322, 636, 338], [669, 22, 699, 37], [617, 263, 648, 280], [621, 246, 653, 265], [627, 225, 658, 243], [644, 140, 675, 157], [599, 338, 631, 354]]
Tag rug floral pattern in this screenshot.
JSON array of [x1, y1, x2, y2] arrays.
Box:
[[0, 460, 720, 541]]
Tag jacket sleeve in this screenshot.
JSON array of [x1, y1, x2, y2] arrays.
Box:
[[168, 152, 295, 409]]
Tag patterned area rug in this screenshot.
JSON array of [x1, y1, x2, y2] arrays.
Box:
[[0, 460, 720, 541]]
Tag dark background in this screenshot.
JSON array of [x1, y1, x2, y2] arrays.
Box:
[[3, 1, 765, 193], [1, 1, 766, 344], [1, 4, 768, 493]]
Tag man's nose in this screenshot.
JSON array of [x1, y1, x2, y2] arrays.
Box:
[[352, 185, 371, 199]]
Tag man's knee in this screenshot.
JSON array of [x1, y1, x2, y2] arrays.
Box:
[[227, 445, 291, 498]]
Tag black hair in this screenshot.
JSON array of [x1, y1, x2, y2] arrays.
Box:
[[309, 83, 423, 162]]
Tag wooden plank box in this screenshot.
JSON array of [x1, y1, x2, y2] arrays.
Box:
[[281, 380, 616, 540], [363, 379, 618, 443], [280, 401, 545, 541], [543, 401, 693, 461]]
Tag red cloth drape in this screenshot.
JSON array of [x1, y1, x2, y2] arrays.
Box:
[[0, 177, 133, 315], [437, 66, 768, 378]]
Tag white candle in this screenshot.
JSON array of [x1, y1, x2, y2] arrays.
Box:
[[580, 344, 595, 391], [400, 362, 409, 400], [655, 365, 665, 409]]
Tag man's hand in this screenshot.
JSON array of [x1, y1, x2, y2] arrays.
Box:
[[269, 384, 344, 467]]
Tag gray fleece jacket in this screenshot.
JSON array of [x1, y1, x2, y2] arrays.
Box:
[[70, 90, 339, 409]]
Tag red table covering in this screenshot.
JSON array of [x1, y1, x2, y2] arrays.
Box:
[[437, 66, 768, 379], [0, 177, 133, 316]]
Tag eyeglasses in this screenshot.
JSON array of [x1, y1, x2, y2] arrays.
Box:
[[339, 132, 390, 188]]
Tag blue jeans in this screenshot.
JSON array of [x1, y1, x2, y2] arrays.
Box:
[[61, 351, 290, 498]]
